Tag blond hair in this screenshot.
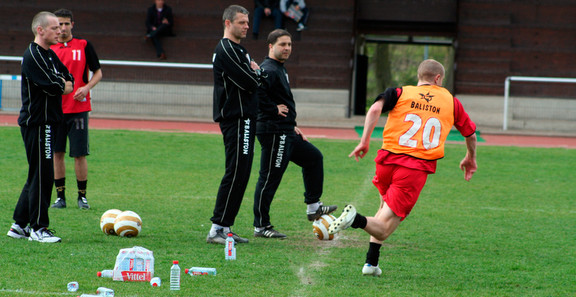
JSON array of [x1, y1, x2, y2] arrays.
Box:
[[417, 59, 445, 82], [31, 11, 57, 36]]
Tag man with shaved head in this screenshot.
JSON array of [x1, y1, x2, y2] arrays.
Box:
[[329, 59, 478, 276], [7, 11, 74, 243]]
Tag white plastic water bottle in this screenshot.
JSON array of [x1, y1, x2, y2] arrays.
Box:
[[225, 233, 236, 260], [95, 287, 115, 296], [185, 267, 217, 276], [97, 270, 113, 278], [170, 260, 180, 290]]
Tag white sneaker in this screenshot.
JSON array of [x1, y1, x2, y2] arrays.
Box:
[[7, 223, 30, 239], [328, 204, 357, 234], [362, 263, 382, 277], [29, 227, 61, 243]]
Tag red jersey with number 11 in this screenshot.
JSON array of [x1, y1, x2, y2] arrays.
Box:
[[51, 38, 101, 114]]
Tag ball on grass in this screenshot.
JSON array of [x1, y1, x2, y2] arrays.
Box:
[[114, 210, 142, 237], [100, 209, 123, 235], [312, 214, 337, 240]]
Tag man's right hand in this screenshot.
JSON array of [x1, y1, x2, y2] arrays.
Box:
[[277, 104, 288, 117], [349, 142, 370, 162], [63, 79, 73, 95]]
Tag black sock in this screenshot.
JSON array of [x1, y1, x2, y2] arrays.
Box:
[[365, 242, 382, 266], [351, 213, 367, 229], [55, 178, 66, 200], [77, 180, 87, 199]]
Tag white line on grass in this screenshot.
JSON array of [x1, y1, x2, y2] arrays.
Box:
[[0, 288, 75, 295], [291, 169, 374, 295], [0, 289, 142, 297], [354, 172, 377, 202]]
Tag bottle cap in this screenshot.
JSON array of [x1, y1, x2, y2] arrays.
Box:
[[67, 281, 79, 292], [184, 269, 189, 274], [150, 276, 161, 287], [97, 271, 102, 277], [227, 233, 233, 237], [173, 260, 179, 264]]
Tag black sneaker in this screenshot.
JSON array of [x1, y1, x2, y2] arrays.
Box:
[[7, 223, 30, 239], [230, 231, 249, 243], [307, 203, 338, 221], [78, 197, 90, 209], [51, 198, 66, 208], [206, 229, 227, 244], [207, 229, 249, 244], [254, 226, 287, 238]]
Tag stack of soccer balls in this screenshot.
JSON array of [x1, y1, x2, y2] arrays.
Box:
[[312, 214, 337, 240], [100, 209, 142, 237]]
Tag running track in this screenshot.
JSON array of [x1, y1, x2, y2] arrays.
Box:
[[1, 114, 575, 149]]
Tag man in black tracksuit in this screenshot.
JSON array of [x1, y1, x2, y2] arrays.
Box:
[[252, 29, 337, 239], [207, 5, 262, 244], [7, 11, 74, 243]]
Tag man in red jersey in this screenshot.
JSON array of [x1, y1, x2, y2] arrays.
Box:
[[50, 8, 102, 210], [329, 59, 478, 276]]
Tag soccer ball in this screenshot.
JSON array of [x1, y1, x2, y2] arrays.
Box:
[[312, 214, 337, 240], [114, 210, 142, 237], [100, 209, 123, 235]]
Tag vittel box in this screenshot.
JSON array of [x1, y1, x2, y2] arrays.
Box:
[[113, 246, 154, 281]]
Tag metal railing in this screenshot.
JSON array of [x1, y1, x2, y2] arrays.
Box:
[[0, 55, 351, 122], [503, 76, 576, 130], [0, 55, 214, 117]]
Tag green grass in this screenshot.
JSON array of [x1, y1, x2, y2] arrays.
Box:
[[0, 127, 574, 296]]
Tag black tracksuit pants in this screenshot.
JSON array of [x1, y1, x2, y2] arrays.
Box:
[[211, 118, 256, 227], [13, 125, 55, 230], [253, 131, 324, 227]]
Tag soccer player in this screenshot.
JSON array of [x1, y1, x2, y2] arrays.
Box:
[[252, 29, 337, 238], [7, 11, 74, 243], [50, 8, 102, 210], [329, 59, 478, 276], [207, 5, 262, 245]]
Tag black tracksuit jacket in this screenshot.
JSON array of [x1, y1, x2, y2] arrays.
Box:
[[18, 42, 73, 127], [256, 57, 297, 133], [12, 42, 73, 231], [212, 38, 261, 122]]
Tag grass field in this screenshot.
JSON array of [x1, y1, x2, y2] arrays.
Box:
[[0, 126, 574, 296]]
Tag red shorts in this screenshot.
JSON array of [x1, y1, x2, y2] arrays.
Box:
[[372, 163, 428, 220]]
